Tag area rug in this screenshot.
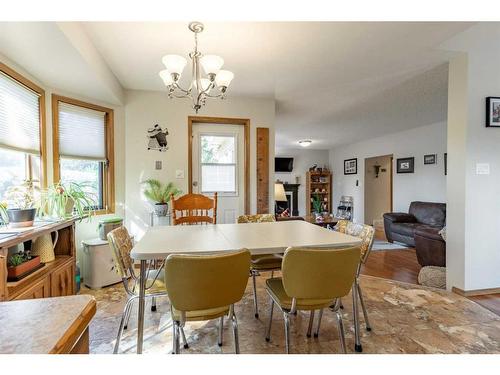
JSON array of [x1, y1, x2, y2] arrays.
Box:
[[372, 239, 410, 251], [82, 274, 500, 354]]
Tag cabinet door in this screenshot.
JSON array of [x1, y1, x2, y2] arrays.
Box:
[[51, 262, 75, 297], [14, 276, 51, 300]]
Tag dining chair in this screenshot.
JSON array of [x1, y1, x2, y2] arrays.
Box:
[[237, 214, 282, 319], [265, 246, 361, 354], [170, 192, 217, 225], [107, 226, 187, 353], [165, 249, 251, 354], [314, 220, 375, 352]]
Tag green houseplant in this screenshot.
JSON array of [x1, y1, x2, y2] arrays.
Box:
[[2, 180, 38, 228], [312, 193, 323, 216], [41, 182, 97, 221], [7, 250, 41, 280], [141, 179, 181, 216]]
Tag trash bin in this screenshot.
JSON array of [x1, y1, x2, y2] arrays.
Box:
[[81, 238, 122, 289]]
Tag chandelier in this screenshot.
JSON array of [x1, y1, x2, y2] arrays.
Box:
[[158, 22, 234, 113]]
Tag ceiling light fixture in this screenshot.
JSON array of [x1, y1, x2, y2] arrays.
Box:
[[298, 140, 312, 147], [159, 22, 234, 113]]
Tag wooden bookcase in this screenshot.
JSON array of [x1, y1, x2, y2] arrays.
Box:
[[306, 170, 332, 216], [0, 219, 77, 301]]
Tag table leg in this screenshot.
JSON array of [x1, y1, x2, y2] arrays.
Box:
[[352, 279, 362, 352], [137, 259, 147, 354]]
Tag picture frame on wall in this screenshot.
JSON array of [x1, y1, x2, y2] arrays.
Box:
[[486, 97, 500, 127], [396, 157, 415, 173], [344, 158, 357, 175], [424, 154, 437, 165]]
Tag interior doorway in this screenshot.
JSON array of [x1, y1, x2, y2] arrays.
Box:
[[188, 116, 250, 224], [364, 154, 393, 232]]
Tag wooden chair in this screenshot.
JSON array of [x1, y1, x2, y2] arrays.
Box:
[[170, 193, 218, 225]]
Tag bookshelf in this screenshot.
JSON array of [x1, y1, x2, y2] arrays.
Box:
[[305, 170, 332, 216]]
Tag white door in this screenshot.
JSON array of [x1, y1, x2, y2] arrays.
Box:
[[192, 123, 245, 224]]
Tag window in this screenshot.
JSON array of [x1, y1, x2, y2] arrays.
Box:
[[200, 134, 237, 194], [52, 95, 114, 213], [0, 63, 45, 200]]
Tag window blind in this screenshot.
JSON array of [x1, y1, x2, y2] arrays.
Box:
[[0, 71, 41, 154], [58, 102, 106, 161]]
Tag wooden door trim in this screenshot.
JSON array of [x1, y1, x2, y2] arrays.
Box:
[[188, 116, 250, 215]]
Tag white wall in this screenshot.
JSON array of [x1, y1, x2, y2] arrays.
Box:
[[124, 90, 275, 238], [275, 148, 329, 216], [329, 121, 447, 224]]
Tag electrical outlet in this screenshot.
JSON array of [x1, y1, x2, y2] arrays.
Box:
[[175, 169, 185, 179], [155, 161, 162, 170]]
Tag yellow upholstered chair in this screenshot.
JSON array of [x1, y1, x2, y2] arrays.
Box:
[[237, 214, 282, 318], [107, 226, 187, 353], [265, 246, 361, 353], [315, 220, 375, 352], [170, 192, 217, 225], [165, 249, 251, 354]]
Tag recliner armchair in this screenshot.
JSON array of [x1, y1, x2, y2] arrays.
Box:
[[383, 201, 446, 247]]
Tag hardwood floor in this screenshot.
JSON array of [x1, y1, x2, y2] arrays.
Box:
[[362, 248, 500, 316]]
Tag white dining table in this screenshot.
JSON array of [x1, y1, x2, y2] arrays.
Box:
[[130, 220, 362, 353]]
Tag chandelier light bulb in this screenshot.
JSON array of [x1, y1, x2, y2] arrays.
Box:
[[162, 55, 187, 77], [298, 140, 312, 147], [215, 70, 234, 88], [159, 70, 173, 86], [200, 55, 224, 76]]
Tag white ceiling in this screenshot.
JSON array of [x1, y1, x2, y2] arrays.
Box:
[[0, 22, 475, 149]]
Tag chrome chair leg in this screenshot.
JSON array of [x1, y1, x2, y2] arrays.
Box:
[[230, 309, 240, 354], [265, 299, 274, 342], [314, 309, 323, 338], [171, 321, 178, 354], [339, 297, 344, 309], [218, 316, 224, 347], [335, 310, 347, 354], [352, 281, 362, 352], [123, 300, 132, 330], [357, 282, 372, 331], [283, 312, 291, 354], [180, 326, 189, 349], [114, 297, 134, 354], [306, 310, 315, 337], [151, 296, 157, 312], [252, 271, 259, 318]]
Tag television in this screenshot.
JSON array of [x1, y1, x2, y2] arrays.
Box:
[[275, 157, 294, 172]]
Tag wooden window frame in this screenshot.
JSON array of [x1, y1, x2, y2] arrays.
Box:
[[0, 62, 47, 188], [51, 94, 115, 215]]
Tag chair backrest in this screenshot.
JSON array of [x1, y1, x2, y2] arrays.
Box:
[[282, 246, 361, 300], [170, 193, 218, 225], [408, 201, 446, 226], [107, 226, 134, 279], [165, 249, 250, 312], [334, 220, 375, 264], [237, 214, 276, 223]]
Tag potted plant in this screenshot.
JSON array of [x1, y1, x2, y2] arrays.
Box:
[[141, 179, 181, 216], [312, 193, 324, 218], [7, 250, 41, 280], [40, 182, 97, 221], [3, 180, 38, 228]]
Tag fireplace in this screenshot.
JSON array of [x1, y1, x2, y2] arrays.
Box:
[[275, 183, 300, 216]]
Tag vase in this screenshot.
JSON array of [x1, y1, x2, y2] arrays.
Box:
[[31, 231, 58, 263], [7, 208, 37, 228], [154, 203, 169, 217]]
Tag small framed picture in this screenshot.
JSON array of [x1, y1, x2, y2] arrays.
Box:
[[344, 158, 357, 175], [486, 97, 500, 127], [424, 154, 437, 165], [397, 157, 415, 173]]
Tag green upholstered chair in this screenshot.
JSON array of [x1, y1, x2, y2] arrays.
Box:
[[107, 226, 187, 354], [264, 246, 361, 353], [165, 249, 251, 354], [314, 220, 375, 352], [237, 214, 282, 319]]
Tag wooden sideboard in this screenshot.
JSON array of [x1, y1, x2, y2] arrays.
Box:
[[0, 219, 77, 301]]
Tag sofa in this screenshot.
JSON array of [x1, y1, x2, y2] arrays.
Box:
[[414, 227, 446, 267], [383, 201, 446, 247]]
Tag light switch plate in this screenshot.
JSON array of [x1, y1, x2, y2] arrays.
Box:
[[476, 163, 490, 175], [155, 161, 162, 170], [175, 169, 185, 179]]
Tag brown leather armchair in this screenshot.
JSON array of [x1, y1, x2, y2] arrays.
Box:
[[383, 201, 446, 247], [414, 227, 446, 267]]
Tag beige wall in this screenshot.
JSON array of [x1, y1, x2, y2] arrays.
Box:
[[124, 90, 276, 238], [364, 155, 392, 226]]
